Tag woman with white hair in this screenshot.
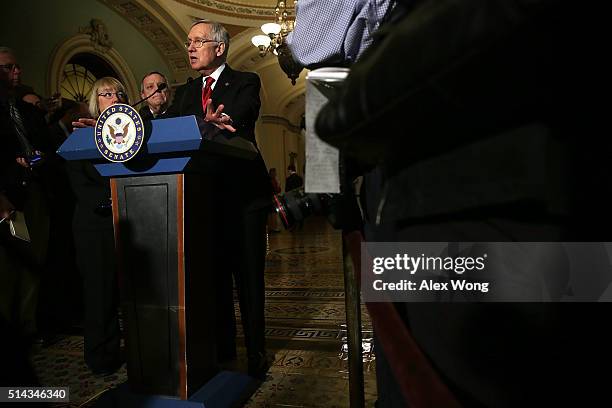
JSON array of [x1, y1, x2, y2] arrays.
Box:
[[69, 76, 128, 376]]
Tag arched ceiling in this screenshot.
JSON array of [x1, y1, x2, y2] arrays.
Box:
[[173, 0, 283, 22], [98, 0, 304, 125]]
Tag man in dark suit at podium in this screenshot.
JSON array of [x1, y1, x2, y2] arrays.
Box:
[[165, 19, 272, 379]]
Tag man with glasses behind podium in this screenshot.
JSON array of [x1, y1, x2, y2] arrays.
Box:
[[69, 77, 128, 376], [165, 19, 272, 379]]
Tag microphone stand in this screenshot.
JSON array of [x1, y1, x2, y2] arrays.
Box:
[[132, 83, 168, 108]]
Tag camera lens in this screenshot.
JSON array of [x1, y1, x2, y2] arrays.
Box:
[[272, 190, 328, 230], [272, 194, 293, 229]]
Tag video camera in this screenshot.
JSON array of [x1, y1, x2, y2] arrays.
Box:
[[270, 67, 364, 232], [272, 156, 363, 231]]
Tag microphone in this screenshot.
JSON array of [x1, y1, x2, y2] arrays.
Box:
[[132, 83, 168, 108]]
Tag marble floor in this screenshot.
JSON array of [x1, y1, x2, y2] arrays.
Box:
[[245, 217, 376, 407], [30, 216, 377, 407]]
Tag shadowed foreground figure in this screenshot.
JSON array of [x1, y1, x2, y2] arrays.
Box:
[[316, 0, 611, 406], [1, 46, 51, 350]]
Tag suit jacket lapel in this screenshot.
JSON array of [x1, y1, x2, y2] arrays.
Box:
[[211, 65, 234, 103]]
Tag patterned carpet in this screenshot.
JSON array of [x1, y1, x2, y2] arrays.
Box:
[[30, 216, 376, 407], [31, 336, 128, 407]]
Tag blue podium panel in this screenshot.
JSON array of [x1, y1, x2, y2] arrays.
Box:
[[57, 115, 259, 177], [147, 116, 202, 154], [57, 116, 203, 177], [57, 116, 202, 162], [56, 126, 100, 160], [190, 371, 257, 407]]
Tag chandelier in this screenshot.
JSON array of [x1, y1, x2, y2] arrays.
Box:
[[251, 0, 303, 85]]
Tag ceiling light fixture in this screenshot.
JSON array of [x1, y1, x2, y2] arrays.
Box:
[[251, 1, 303, 85]]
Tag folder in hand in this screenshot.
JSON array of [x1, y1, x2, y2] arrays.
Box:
[[9, 211, 31, 242]]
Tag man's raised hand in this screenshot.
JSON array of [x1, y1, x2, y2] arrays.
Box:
[[204, 99, 236, 132]]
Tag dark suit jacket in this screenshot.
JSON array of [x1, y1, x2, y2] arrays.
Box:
[[315, 0, 588, 226], [138, 105, 167, 121], [165, 64, 271, 209], [316, 2, 611, 406], [138, 105, 155, 121], [285, 173, 303, 192], [0, 98, 51, 266], [0, 98, 50, 208]]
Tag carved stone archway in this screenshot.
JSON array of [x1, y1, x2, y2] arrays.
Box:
[[47, 30, 139, 103]]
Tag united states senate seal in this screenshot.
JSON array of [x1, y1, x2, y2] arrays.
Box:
[[95, 103, 144, 162]]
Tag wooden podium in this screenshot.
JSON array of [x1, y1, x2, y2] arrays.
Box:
[[58, 116, 258, 402]]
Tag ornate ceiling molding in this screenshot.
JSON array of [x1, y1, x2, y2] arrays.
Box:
[[174, 0, 279, 21], [79, 19, 114, 51], [97, 0, 189, 77], [94, 0, 306, 131]]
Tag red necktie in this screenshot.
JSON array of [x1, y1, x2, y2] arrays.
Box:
[[201, 76, 215, 114]]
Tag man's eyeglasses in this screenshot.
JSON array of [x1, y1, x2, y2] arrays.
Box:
[[184, 39, 221, 49], [145, 83, 168, 91], [98, 91, 126, 100], [0, 63, 20, 71]]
